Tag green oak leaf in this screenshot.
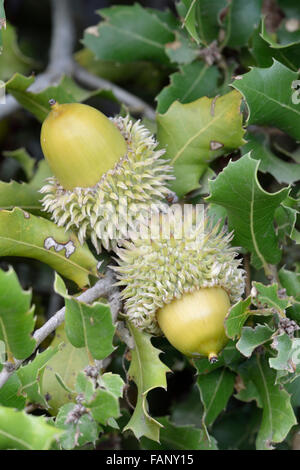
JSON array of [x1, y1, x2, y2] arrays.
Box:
[[232, 60, 300, 141], [197, 368, 235, 428], [252, 281, 292, 317], [156, 62, 220, 114], [242, 132, 300, 185], [177, 0, 227, 45], [0, 22, 34, 79], [87, 373, 124, 425], [275, 196, 299, 244], [278, 267, 300, 321], [42, 324, 90, 415], [258, 18, 300, 71], [17, 347, 59, 408], [141, 417, 217, 450], [164, 31, 199, 65], [124, 323, 170, 442], [54, 274, 115, 360], [0, 406, 63, 450], [56, 403, 99, 450], [225, 297, 252, 339], [157, 90, 245, 198], [0, 368, 25, 410], [0, 207, 98, 288], [0, 266, 35, 360], [243, 354, 297, 450], [83, 4, 174, 65], [3, 147, 35, 181], [222, 0, 262, 48], [237, 324, 275, 357], [0, 160, 52, 215], [6, 73, 116, 122], [269, 333, 300, 378], [206, 153, 290, 272]]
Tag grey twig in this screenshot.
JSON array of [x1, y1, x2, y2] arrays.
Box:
[[0, 0, 156, 120], [73, 65, 156, 120], [0, 269, 121, 389]]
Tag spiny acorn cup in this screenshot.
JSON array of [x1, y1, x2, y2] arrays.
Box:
[[40, 101, 174, 253], [113, 209, 245, 361]]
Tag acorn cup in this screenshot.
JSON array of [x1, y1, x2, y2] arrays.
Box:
[[40, 101, 174, 253], [113, 209, 245, 362]]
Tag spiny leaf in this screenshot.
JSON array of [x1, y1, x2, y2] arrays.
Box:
[[243, 354, 297, 450], [196, 368, 235, 428], [0, 22, 34, 77], [88, 373, 124, 426], [157, 90, 245, 198], [232, 60, 300, 140], [269, 333, 300, 378], [83, 4, 175, 65], [225, 297, 252, 339], [54, 274, 115, 360], [0, 266, 35, 360], [222, 0, 262, 48], [17, 347, 59, 408], [56, 404, 99, 450], [124, 323, 170, 442], [0, 207, 98, 288], [236, 324, 275, 358], [0, 406, 63, 450], [252, 281, 292, 317], [156, 62, 220, 114], [206, 153, 289, 273], [0, 368, 25, 410], [42, 324, 90, 415]]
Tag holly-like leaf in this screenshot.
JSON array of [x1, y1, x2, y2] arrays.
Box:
[[197, 368, 236, 427], [275, 197, 299, 244], [242, 132, 300, 185], [0, 266, 35, 360], [237, 324, 275, 358], [83, 4, 175, 65], [56, 403, 99, 450], [54, 274, 115, 360], [0, 406, 63, 450], [88, 373, 124, 425], [124, 323, 170, 442], [245, 355, 297, 450], [278, 267, 300, 321], [225, 297, 252, 339], [0, 369, 25, 410], [6, 73, 116, 122], [252, 281, 292, 317], [206, 153, 289, 272], [17, 347, 59, 408], [156, 62, 220, 114], [177, 0, 227, 45], [157, 90, 245, 198], [42, 325, 90, 415], [0, 160, 52, 215], [0, 207, 98, 288], [0, 22, 34, 78], [269, 333, 300, 378], [164, 31, 198, 65], [222, 0, 262, 48], [141, 417, 216, 450], [232, 60, 300, 141]]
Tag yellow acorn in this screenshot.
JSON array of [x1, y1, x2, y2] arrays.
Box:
[[39, 101, 174, 253], [40, 100, 127, 189], [114, 209, 245, 362], [156, 287, 230, 362]]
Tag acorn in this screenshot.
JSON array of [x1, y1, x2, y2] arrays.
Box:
[[40, 101, 173, 253], [113, 209, 245, 361]]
